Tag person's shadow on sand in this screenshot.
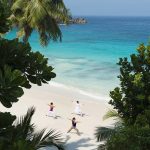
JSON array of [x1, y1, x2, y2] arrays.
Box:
[[71, 112, 88, 117], [46, 115, 61, 119], [67, 131, 83, 136]]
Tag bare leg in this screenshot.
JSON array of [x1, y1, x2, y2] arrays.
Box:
[[67, 127, 73, 133], [74, 128, 80, 135]]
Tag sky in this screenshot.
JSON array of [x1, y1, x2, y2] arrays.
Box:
[[64, 0, 150, 16]]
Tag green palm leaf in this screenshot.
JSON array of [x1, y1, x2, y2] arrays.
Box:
[[14, 107, 35, 139], [95, 109, 123, 149], [10, 0, 70, 46], [95, 127, 116, 141], [1, 107, 65, 150], [103, 109, 121, 121], [33, 129, 65, 150]]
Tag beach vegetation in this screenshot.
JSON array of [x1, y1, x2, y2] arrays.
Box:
[[102, 109, 121, 121], [109, 43, 150, 126], [0, 0, 68, 149], [95, 43, 150, 149], [0, 0, 10, 35], [10, 0, 69, 46], [0, 38, 56, 108], [0, 107, 64, 150]]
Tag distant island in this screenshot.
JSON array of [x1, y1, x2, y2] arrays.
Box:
[[69, 17, 87, 24], [59, 17, 87, 25]]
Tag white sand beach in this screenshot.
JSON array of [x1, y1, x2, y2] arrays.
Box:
[[0, 82, 114, 150]]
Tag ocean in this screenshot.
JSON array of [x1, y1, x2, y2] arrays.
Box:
[[6, 16, 150, 99]]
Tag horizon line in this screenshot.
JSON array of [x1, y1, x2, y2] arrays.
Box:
[[72, 15, 150, 17]]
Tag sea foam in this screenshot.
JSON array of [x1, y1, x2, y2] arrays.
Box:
[[49, 81, 109, 101]]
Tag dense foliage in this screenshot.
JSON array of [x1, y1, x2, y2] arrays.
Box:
[[110, 43, 150, 126], [0, 0, 68, 149], [106, 126, 150, 150], [96, 43, 150, 150], [0, 0, 10, 34], [0, 38, 56, 108]]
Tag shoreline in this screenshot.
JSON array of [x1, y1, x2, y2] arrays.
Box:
[[49, 81, 110, 102], [0, 83, 114, 150]]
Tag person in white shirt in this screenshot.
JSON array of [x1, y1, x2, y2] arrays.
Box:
[[74, 101, 83, 117]]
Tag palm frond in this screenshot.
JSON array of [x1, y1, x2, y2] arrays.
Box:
[[46, 0, 69, 23], [0, 106, 64, 150], [103, 109, 121, 121], [33, 129, 65, 150], [95, 127, 116, 141], [16, 28, 24, 38], [31, 128, 46, 147], [10, 0, 69, 46], [14, 107, 35, 139], [37, 16, 62, 46], [11, 0, 27, 17], [22, 25, 33, 43]]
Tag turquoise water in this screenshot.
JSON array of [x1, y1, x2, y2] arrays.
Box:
[[6, 16, 150, 98]]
